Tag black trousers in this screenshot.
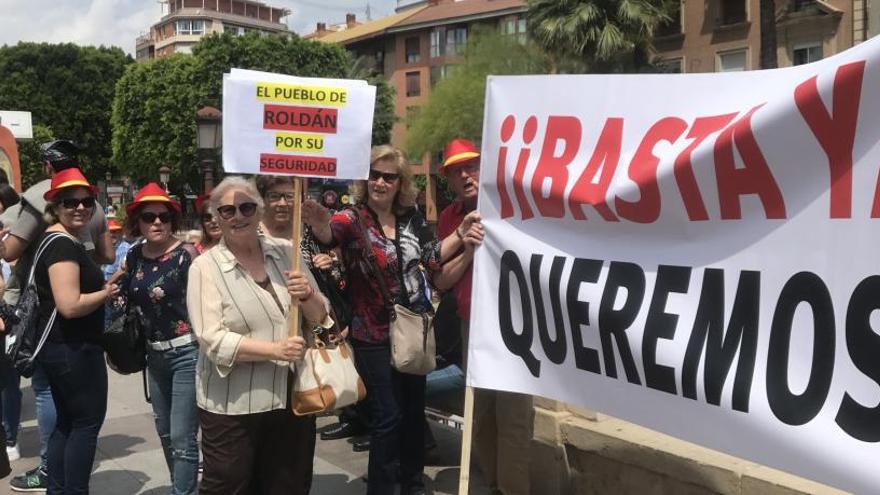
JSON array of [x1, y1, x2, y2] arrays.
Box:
[[353, 343, 426, 495], [198, 407, 316, 495]]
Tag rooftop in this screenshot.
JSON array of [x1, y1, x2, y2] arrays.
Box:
[[314, 8, 428, 44], [390, 0, 526, 32]]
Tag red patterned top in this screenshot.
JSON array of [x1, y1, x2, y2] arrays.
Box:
[[328, 204, 440, 345]]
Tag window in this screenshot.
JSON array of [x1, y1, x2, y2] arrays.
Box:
[[405, 37, 420, 64], [405, 106, 421, 129], [501, 16, 528, 43], [717, 49, 747, 72], [429, 65, 459, 87], [793, 43, 822, 65], [657, 57, 683, 73], [405, 71, 421, 97], [430, 28, 443, 57], [226, 24, 255, 36], [719, 0, 747, 25], [177, 19, 206, 35], [445, 26, 467, 55]]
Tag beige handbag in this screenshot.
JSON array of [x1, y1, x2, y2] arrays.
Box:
[[292, 336, 366, 416], [389, 303, 436, 375]]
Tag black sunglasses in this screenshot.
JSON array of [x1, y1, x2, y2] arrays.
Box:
[[200, 213, 216, 223], [61, 197, 96, 210], [368, 169, 400, 183], [217, 202, 258, 220], [140, 211, 174, 224]]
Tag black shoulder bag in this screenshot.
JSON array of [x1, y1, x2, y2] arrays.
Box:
[[6, 233, 67, 378], [103, 245, 146, 375]]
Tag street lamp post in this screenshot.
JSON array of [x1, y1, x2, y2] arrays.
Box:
[[196, 106, 222, 194], [158, 165, 171, 193]]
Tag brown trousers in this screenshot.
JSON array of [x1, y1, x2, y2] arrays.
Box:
[[463, 322, 534, 495], [198, 407, 316, 495]]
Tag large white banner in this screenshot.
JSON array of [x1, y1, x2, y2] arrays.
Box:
[[222, 70, 376, 179], [469, 37, 880, 494]]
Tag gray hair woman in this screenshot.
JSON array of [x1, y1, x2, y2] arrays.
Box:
[[187, 176, 330, 495]]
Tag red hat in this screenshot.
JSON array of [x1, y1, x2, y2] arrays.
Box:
[[126, 182, 181, 215], [441, 138, 480, 173], [194, 194, 210, 213], [108, 219, 123, 231], [43, 168, 100, 201]]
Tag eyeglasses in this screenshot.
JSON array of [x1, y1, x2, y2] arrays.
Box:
[[61, 197, 96, 210], [200, 213, 216, 223], [368, 169, 400, 183], [266, 192, 296, 203], [217, 202, 258, 220], [140, 211, 174, 224]]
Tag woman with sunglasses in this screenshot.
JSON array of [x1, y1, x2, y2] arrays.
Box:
[[194, 194, 221, 254], [117, 183, 200, 495], [33, 168, 119, 494], [303, 145, 449, 495], [187, 176, 330, 495]]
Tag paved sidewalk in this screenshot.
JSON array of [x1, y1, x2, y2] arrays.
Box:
[[0, 370, 489, 494]]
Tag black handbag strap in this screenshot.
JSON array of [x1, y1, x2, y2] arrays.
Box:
[[351, 208, 396, 319]]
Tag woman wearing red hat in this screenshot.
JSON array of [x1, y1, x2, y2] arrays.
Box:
[[114, 183, 200, 495], [32, 168, 119, 494]]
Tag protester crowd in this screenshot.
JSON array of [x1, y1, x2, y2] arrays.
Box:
[[0, 136, 529, 495]]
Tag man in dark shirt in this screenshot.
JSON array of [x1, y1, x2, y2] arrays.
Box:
[[432, 138, 533, 495]]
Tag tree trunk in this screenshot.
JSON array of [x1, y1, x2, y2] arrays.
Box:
[[759, 0, 778, 69]]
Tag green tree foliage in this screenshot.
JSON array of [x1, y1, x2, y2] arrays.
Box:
[[0, 43, 132, 179], [526, 0, 673, 72], [16, 124, 54, 189], [406, 28, 550, 160], [112, 32, 396, 187], [111, 55, 202, 186]]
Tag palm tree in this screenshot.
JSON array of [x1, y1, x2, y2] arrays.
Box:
[[526, 0, 674, 73]]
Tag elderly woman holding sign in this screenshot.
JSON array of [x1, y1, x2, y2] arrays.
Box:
[[187, 176, 331, 495]]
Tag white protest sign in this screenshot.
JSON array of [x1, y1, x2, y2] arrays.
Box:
[[469, 36, 880, 494], [222, 70, 376, 179]]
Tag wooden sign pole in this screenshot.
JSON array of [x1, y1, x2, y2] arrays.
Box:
[[458, 385, 476, 495], [289, 176, 303, 337]]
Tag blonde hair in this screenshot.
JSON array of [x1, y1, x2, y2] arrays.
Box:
[[209, 176, 265, 219], [350, 145, 418, 213]]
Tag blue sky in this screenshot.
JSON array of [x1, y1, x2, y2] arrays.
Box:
[[0, 0, 399, 54]]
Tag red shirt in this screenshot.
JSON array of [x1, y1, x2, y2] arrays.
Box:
[[437, 200, 473, 320]]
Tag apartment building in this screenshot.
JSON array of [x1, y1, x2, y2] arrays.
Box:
[[136, 0, 291, 61], [309, 0, 526, 152], [654, 0, 865, 72]]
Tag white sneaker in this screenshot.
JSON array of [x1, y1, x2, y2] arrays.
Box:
[[6, 443, 19, 462]]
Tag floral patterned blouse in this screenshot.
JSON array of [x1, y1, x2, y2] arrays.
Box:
[[328, 204, 441, 345], [116, 241, 198, 342]]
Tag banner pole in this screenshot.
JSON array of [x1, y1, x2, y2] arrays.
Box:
[[458, 385, 475, 495], [289, 176, 303, 337]]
